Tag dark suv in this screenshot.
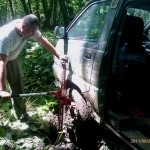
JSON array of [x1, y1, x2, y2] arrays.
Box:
[[54, 0, 150, 149]]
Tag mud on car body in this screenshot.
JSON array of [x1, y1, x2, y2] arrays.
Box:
[[53, 0, 150, 149]]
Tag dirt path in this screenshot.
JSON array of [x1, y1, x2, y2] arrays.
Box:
[[0, 98, 115, 150]]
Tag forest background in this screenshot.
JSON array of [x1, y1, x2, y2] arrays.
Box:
[[0, 0, 89, 98], [0, 1, 90, 148]]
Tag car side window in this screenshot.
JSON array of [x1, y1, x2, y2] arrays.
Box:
[[68, 1, 110, 42]]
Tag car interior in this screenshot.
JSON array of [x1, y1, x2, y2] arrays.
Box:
[[107, 9, 150, 148]]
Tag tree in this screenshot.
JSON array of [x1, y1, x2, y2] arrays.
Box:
[[58, 0, 70, 27], [20, 0, 30, 14], [8, 0, 14, 19], [0, 0, 88, 29]]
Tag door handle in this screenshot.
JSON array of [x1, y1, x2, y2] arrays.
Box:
[[84, 52, 92, 59]]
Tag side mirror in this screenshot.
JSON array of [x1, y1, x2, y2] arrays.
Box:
[[54, 26, 65, 39]]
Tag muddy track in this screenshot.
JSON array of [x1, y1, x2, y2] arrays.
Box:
[[45, 90, 131, 150], [47, 92, 110, 150]]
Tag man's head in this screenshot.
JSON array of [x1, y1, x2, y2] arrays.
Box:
[[22, 14, 39, 28], [21, 14, 40, 38]]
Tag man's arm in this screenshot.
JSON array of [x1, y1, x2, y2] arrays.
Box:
[[0, 54, 11, 98], [0, 54, 7, 90], [37, 36, 60, 59]]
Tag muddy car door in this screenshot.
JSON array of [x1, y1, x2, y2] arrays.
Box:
[[53, 0, 111, 114]]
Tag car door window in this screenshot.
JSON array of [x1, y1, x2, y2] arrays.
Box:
[[68, 1, 110, 42]]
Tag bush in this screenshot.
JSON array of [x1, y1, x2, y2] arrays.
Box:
[[20, 31, 57, 104]]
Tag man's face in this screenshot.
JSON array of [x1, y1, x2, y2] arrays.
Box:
[[21, 25, 38, 38]]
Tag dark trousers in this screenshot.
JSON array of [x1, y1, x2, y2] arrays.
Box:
[[7, 58, 26, 119]]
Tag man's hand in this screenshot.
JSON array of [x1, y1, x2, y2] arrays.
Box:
[[0, 91, 11, 100], [59, 55, 68, 62]]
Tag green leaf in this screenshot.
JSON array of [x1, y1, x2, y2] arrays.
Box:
[[0, 128, 6, 137]]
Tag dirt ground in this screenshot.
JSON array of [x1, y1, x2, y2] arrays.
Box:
[[46, 90, 114, 150], [0, 92, 125, 150]]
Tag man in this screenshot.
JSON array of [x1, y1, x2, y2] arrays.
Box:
[[0, 14, 66, 121]]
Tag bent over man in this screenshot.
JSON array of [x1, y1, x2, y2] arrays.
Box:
[[0, 14, 66, 121]]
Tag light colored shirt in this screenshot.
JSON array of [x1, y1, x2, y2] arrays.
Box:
[[0, 19, 41, 61]]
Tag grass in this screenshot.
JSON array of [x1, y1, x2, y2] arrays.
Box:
[[0, 95, 65, 150]]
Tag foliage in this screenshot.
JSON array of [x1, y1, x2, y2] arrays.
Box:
[[0, 0, 90, 148], [20, 31, 56, 97], [0, 100, 61, 149], [0, 0, 89, 28]]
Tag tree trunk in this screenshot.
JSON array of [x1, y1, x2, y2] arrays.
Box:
[[58, 0, 70, 27], [8, 0, 15, 19], [20, 0, 30, 14], [53, 0, 58, 26], [41, 0, 52, 29], [28, 0, 33, 14]]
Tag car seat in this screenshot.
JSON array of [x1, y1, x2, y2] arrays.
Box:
[[117, 15, 150, 113]]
